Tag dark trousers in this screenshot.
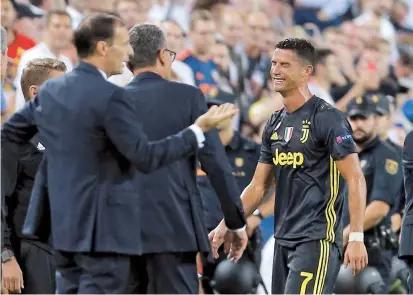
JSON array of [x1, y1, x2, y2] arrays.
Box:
[[272, 239, 341, 294], [368, 248, 393, 293], [54, 251, 147, 294], [140, 252, 198, 294], [406, 257, 413, 294], [17, 239, 56, 294]]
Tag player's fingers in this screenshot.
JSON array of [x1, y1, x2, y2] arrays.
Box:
[[350, 256, 357, 276], [364, 253, 368, 266], [355, 257, 362, 275], [343, 251, 349, 268]]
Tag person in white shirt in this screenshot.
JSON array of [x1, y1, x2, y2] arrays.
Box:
[[308, 48, 342, 106], [14, 10, 73, 111]]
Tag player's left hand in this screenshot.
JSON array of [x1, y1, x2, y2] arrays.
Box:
[[343, 241, 368, 276]]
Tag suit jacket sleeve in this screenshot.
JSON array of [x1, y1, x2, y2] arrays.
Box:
[[1, 141, 21, 250], [103, 88, 199, 173], [192, 89, 246, 230], [1, 97, 38, 144]]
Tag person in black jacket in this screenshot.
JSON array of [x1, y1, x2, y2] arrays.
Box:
[[399, 131, 413, 294], [1, 58, 66, 294]]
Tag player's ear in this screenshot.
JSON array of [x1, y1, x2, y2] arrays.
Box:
[[303, 64, 313, 78]]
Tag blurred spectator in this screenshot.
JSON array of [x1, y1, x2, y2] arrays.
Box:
[[161, 19, 195, 85], [148, 0, 191, 32], [354, 0, 399, 63], [114, 0, 149, 29], [393, 50, 413, 91], [178, 9, 219, 94], [27, 0, 53, 15], [293, 0, 351, 30], [235, 11, 271, 101], [308, 49, 339, 105], [65, 0, 86, 29], [14, 9, 73, 111], [219, 8, 244, 94], [192, 0, 230, 28], [1, 25, 9, 123]]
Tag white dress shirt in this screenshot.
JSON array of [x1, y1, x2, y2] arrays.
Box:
[[66, 6, 85, 30], [13, 42, 73, 111]]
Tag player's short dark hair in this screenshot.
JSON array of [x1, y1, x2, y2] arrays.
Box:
[[74, 13, 125, 59], [20, 58, 66, 101], [276, 38, 316, 67], [128, 24, 166, 70]]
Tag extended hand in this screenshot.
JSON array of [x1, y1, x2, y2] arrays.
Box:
[[343, 241, 368, 276], [2, 257, 24, 293], [195, 103, 238, 132], [208, 220, 248, 262]]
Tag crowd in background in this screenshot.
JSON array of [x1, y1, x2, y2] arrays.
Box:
[[1, 0, 413, 144]]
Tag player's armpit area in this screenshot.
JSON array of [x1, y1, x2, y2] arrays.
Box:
[[240, 162, 275, 216]]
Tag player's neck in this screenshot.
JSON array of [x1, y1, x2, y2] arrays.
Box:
[[282, 86, 313, 113]]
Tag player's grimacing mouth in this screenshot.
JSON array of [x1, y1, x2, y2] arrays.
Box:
[[272, 76, 285, 85]]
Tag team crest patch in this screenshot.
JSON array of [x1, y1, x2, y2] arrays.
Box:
[[300, 120, 311, 143], [284, 127, 293, 142], [385, 159, 399, 175], [235, 157, 244, 167]]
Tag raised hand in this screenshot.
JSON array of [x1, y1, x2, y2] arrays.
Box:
[[195, 103, 238, 132]]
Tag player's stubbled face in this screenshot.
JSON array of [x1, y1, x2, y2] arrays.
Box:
[[348, 115, 377, 144], [271, 49, 303, 93]]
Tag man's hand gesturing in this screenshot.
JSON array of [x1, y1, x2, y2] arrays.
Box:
[[208, 220, 248, 263], [195, 104, 238, 132]]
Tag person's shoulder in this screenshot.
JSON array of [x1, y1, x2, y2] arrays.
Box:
[[313, 96, 346, 121], [405, 131, 413, 147], [177, 49, 194, 62], [377, 139, 401, 161], [165, 80, 201, 96], [14, 32, 36, 49]]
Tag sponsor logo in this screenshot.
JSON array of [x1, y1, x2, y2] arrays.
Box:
[[273, 149, 304, 168], [271, 132, 279, 140]]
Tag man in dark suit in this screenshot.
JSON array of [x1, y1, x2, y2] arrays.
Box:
[[2, 58, 66, 294], [122, 23, 248, 294], [1, 13, 243, 294], [399, 130, 413, 294]]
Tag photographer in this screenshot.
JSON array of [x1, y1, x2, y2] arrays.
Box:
[[344, 95, 404, 292]]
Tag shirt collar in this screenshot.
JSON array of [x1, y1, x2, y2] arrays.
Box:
[[98, 69, 107, 79]]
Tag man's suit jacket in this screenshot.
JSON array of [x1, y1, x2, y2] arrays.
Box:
[[399, 131, 413, 258], [124, 72, 245, 254], [1, 62, 202, 255]]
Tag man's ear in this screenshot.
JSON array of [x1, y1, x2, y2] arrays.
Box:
[[95, 40, 109, 56], [304, 64, 314, 77], [158, 49, 166, 66], [29, 85, 38, 100]]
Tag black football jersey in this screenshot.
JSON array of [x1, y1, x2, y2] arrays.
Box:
[[259, 96, 357, 248]]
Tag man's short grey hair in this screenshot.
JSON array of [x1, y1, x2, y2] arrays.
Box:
[[1, 26, 7, 55], [128, 24, 166, 70]]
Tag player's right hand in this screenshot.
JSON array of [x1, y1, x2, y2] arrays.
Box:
[[195, 103, 238, 132], [1, 257, 24, 293], [343, 241, 368, 276]]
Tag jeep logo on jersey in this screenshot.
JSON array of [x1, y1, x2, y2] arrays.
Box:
[[273, 149, 304, 168]]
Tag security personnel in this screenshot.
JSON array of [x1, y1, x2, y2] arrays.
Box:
[[344, 95, 404, 292], [197, 99, 274, 294], [373, 94, 406, 234], [399, 130, 413, 294]]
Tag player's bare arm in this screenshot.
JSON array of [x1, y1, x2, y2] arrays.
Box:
[[336, 153, 368, 276], [241, 162, 275, 216], [209, 162, 274, 258], [246, 191, 275, 237]]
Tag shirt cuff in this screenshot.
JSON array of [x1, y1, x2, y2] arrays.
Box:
[[227, 225, 246, 233], [189, 124, 205, 148]]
